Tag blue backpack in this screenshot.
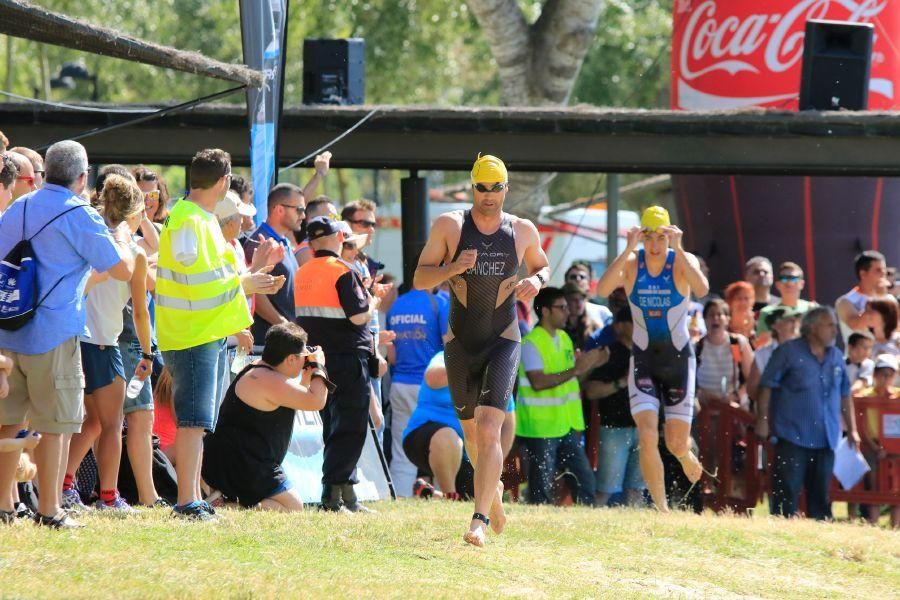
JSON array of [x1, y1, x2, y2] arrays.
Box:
[[0, 200, 87, 331]]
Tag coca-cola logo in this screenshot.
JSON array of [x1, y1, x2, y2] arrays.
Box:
[[678, 0, 886, 81]]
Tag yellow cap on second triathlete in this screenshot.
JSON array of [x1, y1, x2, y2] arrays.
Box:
[[640, 205, 670, 232], [470, 153, 508, 184]]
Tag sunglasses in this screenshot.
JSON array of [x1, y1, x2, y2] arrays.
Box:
[[280, 203, 306, 214], [16, 176, 35, 186], [349, 218, 377, 228], [567, 273, 589, 281], [778, 275, 801, 283], [473, 182, 507, 193], [143, 190, 160, 202]]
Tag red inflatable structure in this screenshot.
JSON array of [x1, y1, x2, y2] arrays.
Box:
[[671, 1, 900, 302]]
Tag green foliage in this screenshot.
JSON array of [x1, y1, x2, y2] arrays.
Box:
[[1, 1, 497, 106], [551, 0, 673, 206], [572, 0, 673, 108], [0, 1, 673, 206]]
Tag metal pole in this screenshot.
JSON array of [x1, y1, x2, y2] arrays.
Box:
[[606, 173, 620, 268], [400, 171, 429, 290], [368, 414, 395, 500]]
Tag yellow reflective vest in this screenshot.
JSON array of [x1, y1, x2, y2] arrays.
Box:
[[516, 326, 584, 438], [156, 199, 251, 351]]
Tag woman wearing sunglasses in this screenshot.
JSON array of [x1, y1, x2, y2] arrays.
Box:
[[132, 166, 170, 227]]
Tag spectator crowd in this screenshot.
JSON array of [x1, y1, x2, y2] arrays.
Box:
[[0, 131, 896, 529]]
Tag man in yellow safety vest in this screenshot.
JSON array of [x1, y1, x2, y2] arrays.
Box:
[[516, 286, 605, 506], [157, 148, 282, 521]]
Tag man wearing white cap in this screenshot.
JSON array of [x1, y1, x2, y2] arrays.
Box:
[[214, 190, 265, 357], [414, 153, 550, 547]]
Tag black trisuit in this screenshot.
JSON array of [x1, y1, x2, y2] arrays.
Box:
[[444, 210, 521, 421]]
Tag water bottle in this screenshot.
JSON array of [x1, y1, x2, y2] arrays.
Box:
[[125, 376, 145, 399], [231, 347, 251, 374]]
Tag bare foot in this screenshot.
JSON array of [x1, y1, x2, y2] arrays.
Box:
[[489, 481, 506, 534], [463, 522, 486, 547], [677, 451, 703, 484]]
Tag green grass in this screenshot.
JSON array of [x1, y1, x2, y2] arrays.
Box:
[[1, 501, 898, 599]]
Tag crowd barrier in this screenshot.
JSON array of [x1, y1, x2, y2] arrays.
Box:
[[830, 397, 900, 506], [504, 396, 900, 510]]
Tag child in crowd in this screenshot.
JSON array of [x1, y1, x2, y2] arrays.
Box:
[[857, 354, 900, 528], [0, 429, 40, 523], [846, 331, 876, 394], [152, 367, 178, 464]]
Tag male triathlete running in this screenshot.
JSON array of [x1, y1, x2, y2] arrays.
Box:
[[596, 206, 709, 512], [414, 154, 550, 546]]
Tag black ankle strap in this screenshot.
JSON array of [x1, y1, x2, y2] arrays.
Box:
[[472, 512, 490, 526]]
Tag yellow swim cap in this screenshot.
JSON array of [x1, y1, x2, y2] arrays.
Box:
[[640, 206, 670, 232], [470, 153, 508, 184]]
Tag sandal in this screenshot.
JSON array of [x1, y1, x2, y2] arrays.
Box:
[[0, 509, 14, 525]]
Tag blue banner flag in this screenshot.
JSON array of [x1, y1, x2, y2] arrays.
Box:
[[240, 0, 290, 223]]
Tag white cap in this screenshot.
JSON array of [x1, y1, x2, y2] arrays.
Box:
[[214, 190, 256, 221], [339, 221, 368, 247], [874, 353, 898, 372]]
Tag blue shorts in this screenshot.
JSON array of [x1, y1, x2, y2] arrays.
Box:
[[81, 342, 125, 395], [270, 478, 293, 498], [595, 426, 645, 494], [119, 338, 154, 414], [162, 339, 228, 431]]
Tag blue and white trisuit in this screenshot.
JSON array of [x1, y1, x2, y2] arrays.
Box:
[[627, 248, 695, 423]]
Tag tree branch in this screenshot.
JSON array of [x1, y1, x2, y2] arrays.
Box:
[[531, 0, 604, 104], [465, 0, 532, 105]]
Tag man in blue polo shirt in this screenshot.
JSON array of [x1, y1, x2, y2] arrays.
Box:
[[243, 183, 303, 353], [0, 140, 134, 528], [757, 306, 861, 520], [386, 286, 449, 496]]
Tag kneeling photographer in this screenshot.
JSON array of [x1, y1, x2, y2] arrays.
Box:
[[202, 323, 331, 513]]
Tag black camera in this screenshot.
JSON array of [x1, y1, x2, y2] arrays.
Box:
[[303, 345, 322, 369]]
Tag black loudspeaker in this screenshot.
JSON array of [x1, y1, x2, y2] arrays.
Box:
[[799, 19, 873, 111], [303, 38, 365, 105]]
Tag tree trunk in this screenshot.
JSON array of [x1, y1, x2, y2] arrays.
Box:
[[467, 0, 604, 219]]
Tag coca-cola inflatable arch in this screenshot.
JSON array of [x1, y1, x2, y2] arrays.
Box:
[[672, 0, 900, 302]]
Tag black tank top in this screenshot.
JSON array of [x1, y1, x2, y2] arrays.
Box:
[[210, 364, 295, 468], [448, 210, 519, 349]]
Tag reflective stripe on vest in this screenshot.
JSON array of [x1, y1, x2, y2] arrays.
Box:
[[515, 382, 581, 407], [295, 306, 346, 319], [157, 264, 237, 286], [156, 199, 251, 351], [156, 285, 241, 311], [515, 326, 584, 438]]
